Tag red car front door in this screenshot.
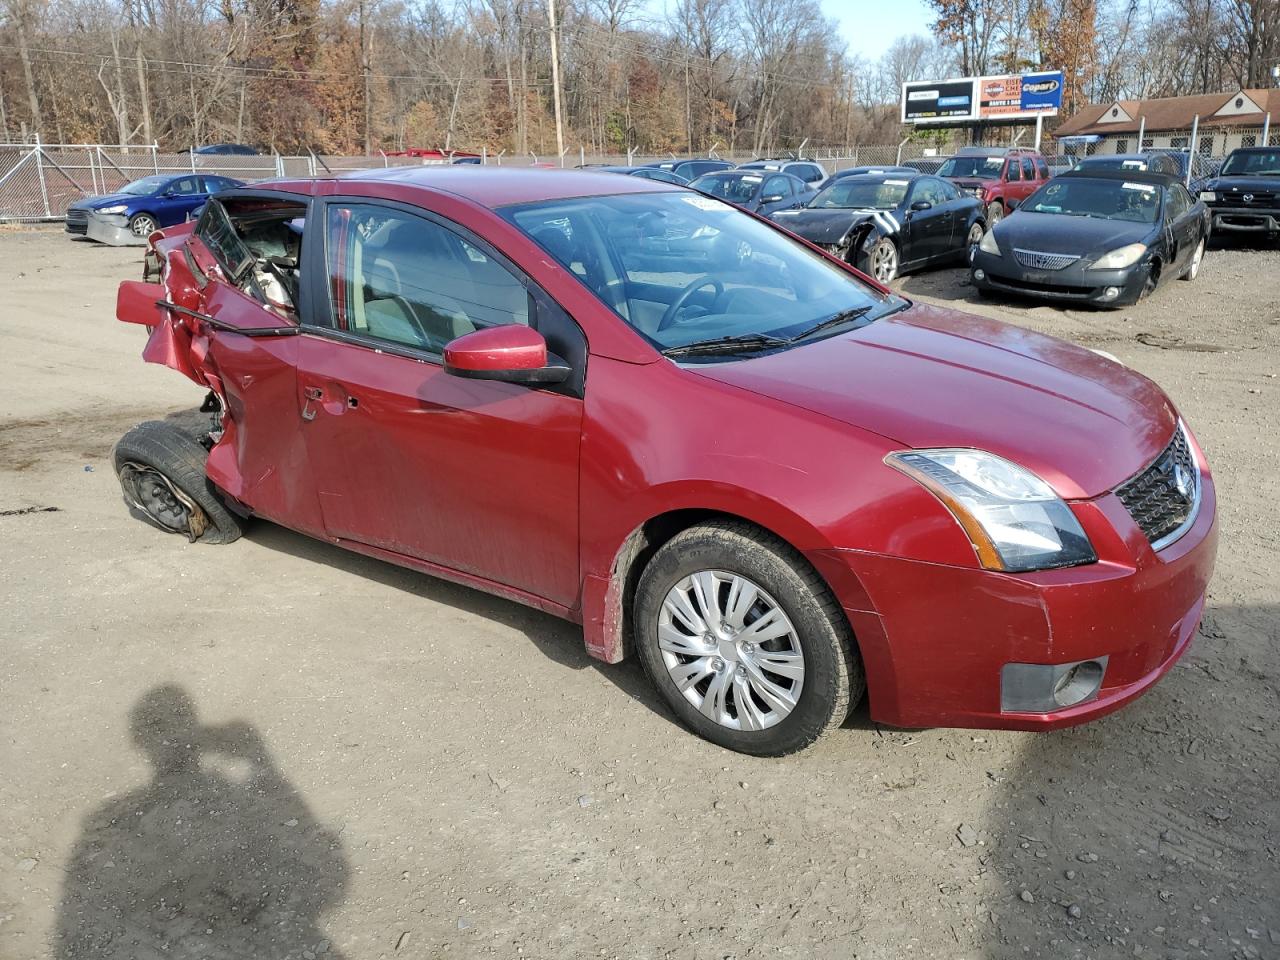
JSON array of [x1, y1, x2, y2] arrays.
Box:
[[293, 199, 584, 608]]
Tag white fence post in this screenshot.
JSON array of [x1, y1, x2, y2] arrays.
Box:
[[34, 133, 51, 218], [152, 143, 159, 175], [1187, 115, 1199, 188]]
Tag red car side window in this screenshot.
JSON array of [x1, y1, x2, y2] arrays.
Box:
[[322, 203, 530, 354]]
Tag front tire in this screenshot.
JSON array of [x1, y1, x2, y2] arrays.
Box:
[[986, 202, 1005, 228], [128, 213, 158, 237], [113, 421, 245, 544], [862, 237, 899, 284], [633, 520, 863, 756]]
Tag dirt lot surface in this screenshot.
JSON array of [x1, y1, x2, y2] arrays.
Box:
[[1, 227, 1278, 960]]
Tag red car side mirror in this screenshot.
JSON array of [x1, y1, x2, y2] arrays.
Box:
[[117, 280, 166, 326], [443, 325, 570, 386]]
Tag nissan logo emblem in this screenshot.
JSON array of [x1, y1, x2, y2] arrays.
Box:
[[1174, 463, 1193, 498]]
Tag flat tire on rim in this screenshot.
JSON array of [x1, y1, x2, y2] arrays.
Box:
[[634, 520, 864, 756], [112, 419, 245, 544]]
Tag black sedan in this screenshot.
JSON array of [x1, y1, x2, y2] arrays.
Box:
[[1197, 147, 1280, 244], [767, 173, 985, 283], [688, 170, 816, 217], [970, 169, 1209, 307]]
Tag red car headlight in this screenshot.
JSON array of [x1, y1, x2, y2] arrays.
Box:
[[885, 448, 1097, 572]]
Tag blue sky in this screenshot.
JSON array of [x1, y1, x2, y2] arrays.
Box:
[[820, 0, 935, 61], [642, 0, 936, 62]]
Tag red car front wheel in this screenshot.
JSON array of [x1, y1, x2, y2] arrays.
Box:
[[633, 520, 864, 756]]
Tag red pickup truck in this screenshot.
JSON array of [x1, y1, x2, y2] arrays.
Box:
[[938, 147, 1051, 228]]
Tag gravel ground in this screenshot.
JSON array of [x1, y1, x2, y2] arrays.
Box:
[[1, 228, 1277, 960]]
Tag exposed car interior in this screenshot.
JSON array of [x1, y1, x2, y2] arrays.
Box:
[[196, 197, 307, 320]]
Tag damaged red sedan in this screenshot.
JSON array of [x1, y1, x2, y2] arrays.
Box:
[[113, 167, 1217, 755]]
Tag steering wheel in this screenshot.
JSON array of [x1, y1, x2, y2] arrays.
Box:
[[657, 277, 725, 331]]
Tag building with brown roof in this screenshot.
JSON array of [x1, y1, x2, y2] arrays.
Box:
[[1052, 89, 1280, 157]]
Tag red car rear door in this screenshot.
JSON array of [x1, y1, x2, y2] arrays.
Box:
[[293, 198, 584, 608]]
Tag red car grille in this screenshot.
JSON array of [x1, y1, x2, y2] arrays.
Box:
[[1115, 427, 1199, 548]]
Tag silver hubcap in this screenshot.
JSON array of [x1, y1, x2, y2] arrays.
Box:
[[968, 224, 984, 246], [131, 217, 155, 236], [1190, 241, 1203, 276], [871, 242, 897, 282], [658, 571, 805, 731]]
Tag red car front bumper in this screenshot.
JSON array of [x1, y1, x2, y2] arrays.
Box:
[[812, 472, 1218, 730]]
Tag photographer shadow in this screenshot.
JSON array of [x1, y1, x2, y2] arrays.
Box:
[[55, 685, 349, 959]]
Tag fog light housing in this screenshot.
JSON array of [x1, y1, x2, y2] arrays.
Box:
[[973, 268, 986, 281], [1101, 286, 1120, 300], [1001, 657, 1108, 713]]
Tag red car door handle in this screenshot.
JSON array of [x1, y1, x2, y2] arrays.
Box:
[[301, 386, 324, 421]]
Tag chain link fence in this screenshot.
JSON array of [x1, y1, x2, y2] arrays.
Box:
[[7, 125, 1276, 221], [1, 140, 958, 221], [0, 142, 442, 222]]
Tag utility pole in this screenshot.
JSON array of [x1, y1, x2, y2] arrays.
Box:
[[547, 0, 565, 159], [360, 0, 372, 155]]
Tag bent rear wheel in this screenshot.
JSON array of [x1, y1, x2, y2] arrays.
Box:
[[634, 520, 863, 756], [128, 213, 157, 237], [113, 421, 245, 544]]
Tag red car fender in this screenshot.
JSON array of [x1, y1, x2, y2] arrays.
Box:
[[574, 355, 981, 663]]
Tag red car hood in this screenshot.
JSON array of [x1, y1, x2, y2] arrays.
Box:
[[692, 304, 1177, 500]]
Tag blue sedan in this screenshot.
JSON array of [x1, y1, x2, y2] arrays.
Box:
[[66, 174, 243, 241]]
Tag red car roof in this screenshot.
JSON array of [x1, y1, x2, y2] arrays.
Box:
[[326, 165, 677, 208]]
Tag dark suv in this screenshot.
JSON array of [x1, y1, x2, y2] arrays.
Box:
[[938, 147, 1050, 227], [1197, 147, 1280, 243]]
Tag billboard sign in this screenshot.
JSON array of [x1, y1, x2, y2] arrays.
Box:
[[902, 70, 1063, 123], [1018, 71, 1064, 112], [901, 80, 977, 123]]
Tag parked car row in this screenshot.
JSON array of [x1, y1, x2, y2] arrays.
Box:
[[654, 144, 1273, 309]]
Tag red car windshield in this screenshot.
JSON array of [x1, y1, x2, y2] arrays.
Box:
[[503, 192, 896, 354]]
